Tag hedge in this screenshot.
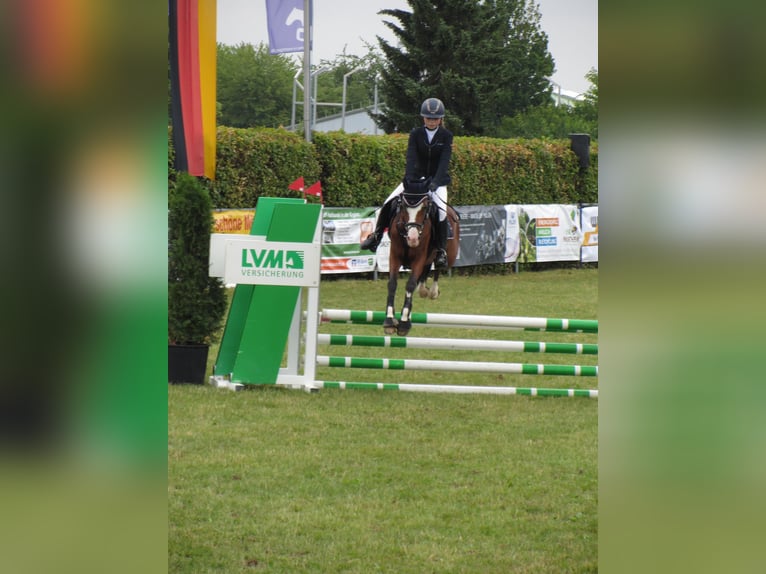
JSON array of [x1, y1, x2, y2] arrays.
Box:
[[168, 127, 598, 208]]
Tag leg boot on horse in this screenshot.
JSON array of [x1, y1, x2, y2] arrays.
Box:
[[360, 200, 394, 252]]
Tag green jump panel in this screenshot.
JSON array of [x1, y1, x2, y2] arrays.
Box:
[[213, 197, 308, 378], [232, 201, 321, 384]]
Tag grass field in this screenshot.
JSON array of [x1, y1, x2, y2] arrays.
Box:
[[169, 268, 598, 573]]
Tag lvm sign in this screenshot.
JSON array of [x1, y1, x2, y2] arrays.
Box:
[[209, 235, 321, 287]]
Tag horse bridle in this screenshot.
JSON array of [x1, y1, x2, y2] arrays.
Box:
[[397, 193, 431, 240]]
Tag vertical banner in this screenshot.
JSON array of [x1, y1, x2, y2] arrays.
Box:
[[265, 0, 308, 54], [580, 205, 599, 262], [504, 205, 520, 263], [321, 207, 377, 273], [453, 206, 508, 267], [169, 0, 217, 179], [518, 205, 582, 263]]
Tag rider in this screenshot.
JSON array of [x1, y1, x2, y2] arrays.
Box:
[[360, 97, 453, 268]]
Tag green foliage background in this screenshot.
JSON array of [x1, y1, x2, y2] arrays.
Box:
[[168, 128, 597, 209]]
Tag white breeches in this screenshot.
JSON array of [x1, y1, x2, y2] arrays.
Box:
[[385, 183, 448, 221]]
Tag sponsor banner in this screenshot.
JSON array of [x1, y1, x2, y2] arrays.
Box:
[[580, 205, 599, 262], [453, 205, 508, 267], [212, 209, 255, 234], [322, 207, 377, 274], [213, 203, 597, 272], [518, 205, 582, 262], [504, 205, 520, 262], [265, 0, 308, 55], [321, 256, 377, 274], [222, 238, 321, 287]]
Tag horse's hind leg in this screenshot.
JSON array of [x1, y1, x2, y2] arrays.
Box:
[[428, 269, 441, 300], [417, 267, 431, 298], [426, 209, 458, 300]]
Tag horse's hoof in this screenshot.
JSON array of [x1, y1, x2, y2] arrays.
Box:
[[396, 321, 412, 336], [429, 287, 440, 300], [383, 318, 397, 335], [418, 285, 430, 298]]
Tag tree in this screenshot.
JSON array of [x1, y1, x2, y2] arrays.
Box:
[[494, 102, 592, 139], [496, 69, 599, 139], [573, 68, 598, 125], [216, 42, 298, 128], [168, 174, 227, 346], [374, 0, 554, 136]]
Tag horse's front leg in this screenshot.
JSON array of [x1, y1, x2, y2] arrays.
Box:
[[397, 267, 421, 336], [384, 269, 399, 335]]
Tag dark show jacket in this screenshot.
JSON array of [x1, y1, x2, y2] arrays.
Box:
[[404, 125, 453, 188]]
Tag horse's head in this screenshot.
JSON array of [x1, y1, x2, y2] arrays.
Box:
[[396, 193, 432, 249]]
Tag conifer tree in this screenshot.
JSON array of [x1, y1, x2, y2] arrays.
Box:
[[375, 0, 554, 136]]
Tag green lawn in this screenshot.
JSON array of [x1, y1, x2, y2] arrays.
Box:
[[170, 268, 598, 573]]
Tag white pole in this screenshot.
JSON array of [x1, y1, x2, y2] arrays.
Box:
[[303, 0, 311, 141], [341, 67, 363, 132], [373, 74, 379, 135], [291, 68, 302, 131], [310, 67, 329, 132], [312, 71, 318, 130]]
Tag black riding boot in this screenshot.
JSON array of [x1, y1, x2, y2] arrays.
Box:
[[434, 218, 449, 268], [360, 200, 393, 252]]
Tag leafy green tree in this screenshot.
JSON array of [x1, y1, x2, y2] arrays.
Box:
[[375, 0, 554, 136], [216, 42, 298, 128], [494, 103, 589, 138], [496, 69, 598, 139], [573, 68, 598, 126]]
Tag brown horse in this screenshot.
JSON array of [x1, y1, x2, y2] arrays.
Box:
[[383, 191, 460, 336]]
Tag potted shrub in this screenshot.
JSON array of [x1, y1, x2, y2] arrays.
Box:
[[168, 173, 227, 383]]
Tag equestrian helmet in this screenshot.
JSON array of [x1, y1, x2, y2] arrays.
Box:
[[420, 98, 445, 119]]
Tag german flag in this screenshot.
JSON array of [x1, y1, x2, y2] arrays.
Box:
[[169, 0, 217, 179]]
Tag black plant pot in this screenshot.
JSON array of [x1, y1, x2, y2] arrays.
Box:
[[168, 344, 209, 384]]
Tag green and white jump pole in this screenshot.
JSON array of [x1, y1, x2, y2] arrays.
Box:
[[321, 309, 598, 333], [317, 355, 598, 377], [315, 381, 598, 398], [317, 334, 598, 355]]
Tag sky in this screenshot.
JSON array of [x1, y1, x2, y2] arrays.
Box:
[[217, 0, 597, 96]]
